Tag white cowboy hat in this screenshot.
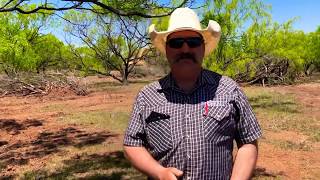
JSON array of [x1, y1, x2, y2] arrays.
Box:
[[149, 7, 221, 56]]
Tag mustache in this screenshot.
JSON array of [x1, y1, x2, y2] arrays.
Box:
[[175, 53, 197, 63]]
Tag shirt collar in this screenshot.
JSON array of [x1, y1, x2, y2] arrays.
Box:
[[158, 69, 219, 91]]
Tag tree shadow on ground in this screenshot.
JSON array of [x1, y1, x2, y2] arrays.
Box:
[[24, 160, 287, 179], [23, 151, 145, 180], [0, 141, 8, 147], [253, 167, 286, 178], [248, 95, 299, 113], [0, 118, 116, 174], [0, 119, 43, 135]]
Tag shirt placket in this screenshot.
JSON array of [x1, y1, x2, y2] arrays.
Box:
[[184, 95, 192, 179], [184, 94, 202, 180]]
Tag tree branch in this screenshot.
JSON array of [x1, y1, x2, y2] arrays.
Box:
[[0, 0, 189, 18]]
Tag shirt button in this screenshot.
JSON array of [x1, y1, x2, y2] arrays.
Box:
[[187, 154, 191, 159]]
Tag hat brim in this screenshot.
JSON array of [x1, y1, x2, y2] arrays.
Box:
[[149, 20, 221, 56]]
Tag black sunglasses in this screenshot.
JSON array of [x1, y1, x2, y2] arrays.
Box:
[[166, 37, 204, 49]]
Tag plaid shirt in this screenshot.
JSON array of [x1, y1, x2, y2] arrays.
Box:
[[124, 69, 262, 180]]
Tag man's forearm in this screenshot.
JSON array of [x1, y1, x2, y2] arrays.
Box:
[[123, 146, 166, 179], [231, 141, 258, 180]]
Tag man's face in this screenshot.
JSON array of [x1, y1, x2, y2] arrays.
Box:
[[166, 30, 205, 75]]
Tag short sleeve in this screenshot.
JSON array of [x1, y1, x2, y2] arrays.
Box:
[[234, 87, 262, 145], [123, 92, 147, 147]]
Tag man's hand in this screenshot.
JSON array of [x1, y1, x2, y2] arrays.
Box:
[[157, 167, 183, 180], [124, 146, 183, 180]]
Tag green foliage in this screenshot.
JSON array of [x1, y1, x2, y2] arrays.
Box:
[[0, 1, 319, 84], [304, 29, 320, 74], [151, 9, 170, 31], [33, 34, 65, 72], [202, 0, 270, 78], [202, 0, 320, 83], [63, 7, 151, 84], [75, 46, 108, 76], [0, 13, 37, 74], [0, 12, 68, 76]]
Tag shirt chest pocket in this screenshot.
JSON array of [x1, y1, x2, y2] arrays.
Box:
[[144, 106, 173, 155], [203, 103, 236, 143]]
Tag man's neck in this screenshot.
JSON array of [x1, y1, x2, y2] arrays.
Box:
[[172, 69, 202, 93]]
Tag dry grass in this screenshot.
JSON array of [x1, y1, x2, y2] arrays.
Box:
[[41, 104, 71, 113], [245, 87, 319, 143], [19, 108, 143, 179], [19, 140, 145, 179], [59, 110, 130, 134], [246, 86, 320, 179]]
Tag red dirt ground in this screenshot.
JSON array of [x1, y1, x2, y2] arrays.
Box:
[[0, 78, 319, 179], [255, 83, 320, 179]]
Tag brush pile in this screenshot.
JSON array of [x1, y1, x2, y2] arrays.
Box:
[[0, 73, 88, 97]]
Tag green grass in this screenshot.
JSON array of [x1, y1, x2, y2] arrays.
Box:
[[312, 130, 320, 142], [245, 88, 299, 131], [252, 175, 283, 180], [261, 138, 312, 151], [19, 125, 143, 179], [41, 104, 71, 113], [274, 140, 311, 151], [0, 162, 6, 171], [21, 149, 145, 180], [58, 110, 130, 133], [256, 111, 319, 142], [87, 80, 150, 93], [252, 167, 285, 180], [17, 130, 139, 179], [88, 81, 124, 92], [20, 108, 140, 179], [245, 88, 299, 114]]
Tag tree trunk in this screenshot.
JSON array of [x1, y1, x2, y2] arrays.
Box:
[[121, 66, 129, 85], [122, 76, 128, 85]]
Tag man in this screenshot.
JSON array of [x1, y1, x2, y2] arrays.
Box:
[[123, 7, 262, 180]]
